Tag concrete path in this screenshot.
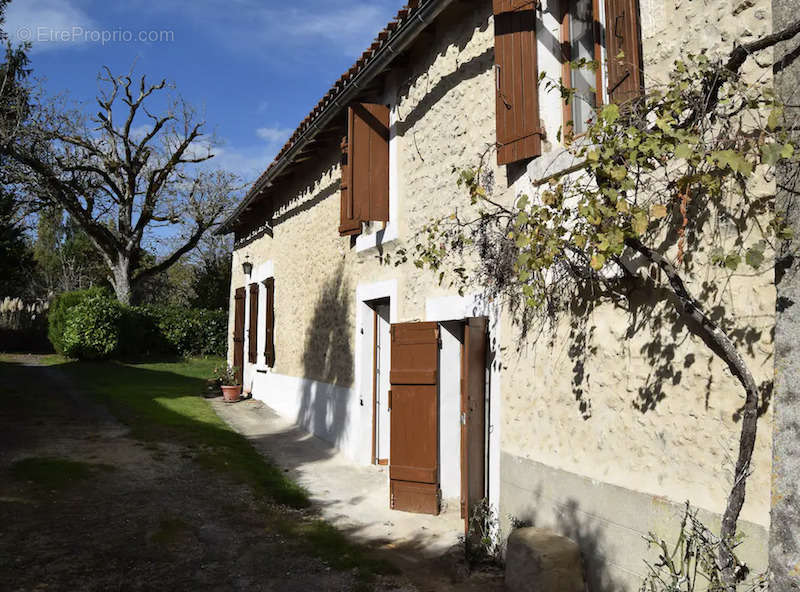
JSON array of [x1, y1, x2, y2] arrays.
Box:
[[211, 398, 464, 562]]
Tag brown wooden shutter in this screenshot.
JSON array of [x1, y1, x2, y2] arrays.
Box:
[[389, 322, 440, 515], [248, 283, 259, 364], [460, 317, 488, 535], [339, 135, 361, 236], [604, 0, 643, 104], [351, 103, 390, 223], [233, 287, 246, 384], [264, 277, 275, 367], [493, 0, 543, 165]]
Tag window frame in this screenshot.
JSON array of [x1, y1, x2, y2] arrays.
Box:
[[560, 0, 605, 139]]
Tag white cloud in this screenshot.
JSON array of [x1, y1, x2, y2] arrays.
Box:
[[255, 126, 291, 144], [5, 0, 97, 53], [124, 0, 400, 58]]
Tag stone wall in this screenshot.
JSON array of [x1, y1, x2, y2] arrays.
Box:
[[229, 0, 776, 587]]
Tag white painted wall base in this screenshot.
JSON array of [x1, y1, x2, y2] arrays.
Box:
[[250, 370, 370, 465]]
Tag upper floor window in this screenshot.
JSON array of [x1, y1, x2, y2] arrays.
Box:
[[339, 103, 390, 237], [561, 0, 643, 135]]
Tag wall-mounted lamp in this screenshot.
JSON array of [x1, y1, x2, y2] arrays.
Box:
[[242, 255, 253, 276]]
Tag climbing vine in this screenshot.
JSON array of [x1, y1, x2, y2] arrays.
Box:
[[383, 24, 800, 591]]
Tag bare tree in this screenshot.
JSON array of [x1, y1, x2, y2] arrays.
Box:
[[0, 67, 240, 304]]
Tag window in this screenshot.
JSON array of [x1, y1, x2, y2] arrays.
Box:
[[339, 103, 390, 237], [561, 0, 643, 135]]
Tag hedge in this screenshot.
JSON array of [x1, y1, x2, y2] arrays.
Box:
[[49, 290, 227, 360], [48, 286, 110, 355], [133, 305, 227, 358], [62, 294, 124, 359]]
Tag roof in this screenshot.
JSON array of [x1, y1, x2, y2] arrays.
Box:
[[218, 0, 454, 235]]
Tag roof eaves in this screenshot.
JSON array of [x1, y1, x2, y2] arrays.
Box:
[[217, 0, 453, 235]]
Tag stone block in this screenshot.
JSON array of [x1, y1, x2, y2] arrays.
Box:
[[505, 527, 585, 592]]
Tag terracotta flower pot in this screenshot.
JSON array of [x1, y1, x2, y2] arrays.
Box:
[[221, 384, 242, 403]]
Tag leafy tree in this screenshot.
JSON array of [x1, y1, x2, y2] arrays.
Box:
[[33, 206, 109, 295], [0, 186, 33, 298], [191, 236, 232, 311], [0, 66, 240, 304], [387, 24, 800, 590]]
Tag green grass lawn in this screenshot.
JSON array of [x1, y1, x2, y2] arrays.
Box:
[[56, 357, 310, 508], [45, 356, 395, 584]]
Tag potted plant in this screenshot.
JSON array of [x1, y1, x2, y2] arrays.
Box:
[[213, 365, 242, 403]]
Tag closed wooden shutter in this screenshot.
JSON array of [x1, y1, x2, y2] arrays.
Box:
[[493, 0, 543, 165], [248, 283, 259, 364], [338, 103, 390, 236], [233, 287, 246, 384], [264, 277, 275, 367], [604, 0, 642, 104], [389, 322, 440, 515], [461, 317, 488, 535]]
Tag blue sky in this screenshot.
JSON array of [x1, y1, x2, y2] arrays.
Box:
[[5, 0, 403, 184]]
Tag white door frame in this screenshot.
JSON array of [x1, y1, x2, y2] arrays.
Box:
[[354, 280, 398, 466]]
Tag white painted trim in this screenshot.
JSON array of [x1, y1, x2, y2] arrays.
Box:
[[355, 103, 399, 253], [425, 293, 492, 322], [356, 280, 398, 321], [353, 279, 398, 466], [252, 260, 274, 283]]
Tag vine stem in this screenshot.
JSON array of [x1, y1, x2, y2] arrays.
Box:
[[625, 237, 760, 590]]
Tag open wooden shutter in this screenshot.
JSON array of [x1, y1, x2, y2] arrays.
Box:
[[263, 277, 275, 367], [338, 103, 389, 236], [233, 287, 246, 384], [339, 136, 360, 236], [248, 283, 259, 364], [389, 322, 440, 515], [604, 0, 642, 104], [493, 0, 543, 165], [461, 317, 488, 535]]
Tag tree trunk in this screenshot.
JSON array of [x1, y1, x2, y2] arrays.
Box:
[[770, 1, 800, 588], [111, 255, 133, 305], [624, 238, 760, 590]]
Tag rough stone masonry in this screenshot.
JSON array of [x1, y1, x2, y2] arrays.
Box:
[[770, 0, 800, 588]]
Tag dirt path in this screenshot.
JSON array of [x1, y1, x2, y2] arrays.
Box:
[[0, 356, 388, 591], [0, 356, 502, 592]]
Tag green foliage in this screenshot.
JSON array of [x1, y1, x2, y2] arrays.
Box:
[[191, 247, 232, 311], [136, 306, 227, 358], [62, 294, 124, 359], [0, 188, 34, 299], [47, 286, 110, 354], [390, 51, 795, 320], [212, 363, 239, 386], [640, 503, 765, 591], [51, 288, 226, 360], [56, 357, 310, 508], [33, 207, 109, 296]]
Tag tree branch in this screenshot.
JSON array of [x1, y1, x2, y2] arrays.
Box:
[[625, 237, 759, 589]]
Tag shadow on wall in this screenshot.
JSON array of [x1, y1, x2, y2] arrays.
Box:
[[296, 261, 354, 448], [507, 492, 626, 592], [394, 1, 491, 141]]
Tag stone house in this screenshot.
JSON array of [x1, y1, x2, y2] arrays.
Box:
[[217, 0, 774, 588]]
